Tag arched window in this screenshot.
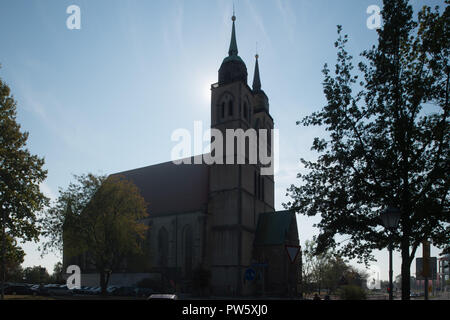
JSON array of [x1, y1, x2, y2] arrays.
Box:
[[221, 102, 225, 119], [158, 227, 169, 268], [228, 101, 233, 117], [244, 103, 248, 120], [183, 225, 193, 277]]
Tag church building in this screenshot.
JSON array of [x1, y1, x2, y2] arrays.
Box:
[[65, 14, 300, 297]]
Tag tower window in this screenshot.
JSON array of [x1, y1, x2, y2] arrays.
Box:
[[221, 102, 225, 119], [228, 101, 233, 117], [244, 103, 248, 120]]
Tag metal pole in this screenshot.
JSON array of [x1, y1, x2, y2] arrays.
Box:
[[389, 243, 393, 300], [1, 208, 5, 300]]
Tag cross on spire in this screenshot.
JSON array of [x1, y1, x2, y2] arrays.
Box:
[[253, 52, 261, 91], [228, 13, 238, 56]]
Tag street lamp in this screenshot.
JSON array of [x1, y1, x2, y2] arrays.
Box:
[[380, 207, 401, 300]]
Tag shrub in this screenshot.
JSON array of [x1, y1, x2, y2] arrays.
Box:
[[338, 285, 367, 300]]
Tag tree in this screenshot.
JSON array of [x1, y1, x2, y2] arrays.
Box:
[[301, 238, 352, 295], [302, 239, 334, 295], [322, 256, 350, 294], [41, 173, 149, 294], [51, 262, 64, 284], [23, 266, 50, 284], [0, 68, 49, 299], [3, 233, 25, 282], [285, 0, 449, 300]]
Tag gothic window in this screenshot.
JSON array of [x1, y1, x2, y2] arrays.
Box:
[[221, 102, 225, 119], [228, 100, 233, 117], [244, 103, 248, 120], [158, 227, 169, 268], [183, 225, 193, 278]]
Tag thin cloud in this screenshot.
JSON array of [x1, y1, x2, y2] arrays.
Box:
[[162, 1, 185, 56], [244, 0, 271, 47], [276, 0, 297, 44]]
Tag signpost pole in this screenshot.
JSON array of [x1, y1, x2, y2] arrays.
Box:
[[423, 241, 430, 300], [389, 243, 393, 300]]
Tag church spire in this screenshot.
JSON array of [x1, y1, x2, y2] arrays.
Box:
[[228, 14, 238, 56], [252, 54, 261, 91], [218, 11, 247, 85]]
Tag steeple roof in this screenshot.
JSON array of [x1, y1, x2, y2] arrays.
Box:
[[252, 54, 261, 91], [228, 15, 238, 56], [222, 14, 244, 64], [218, 14, 247, 85]]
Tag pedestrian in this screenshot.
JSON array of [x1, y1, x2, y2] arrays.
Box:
[[313, 293, 321, 300]]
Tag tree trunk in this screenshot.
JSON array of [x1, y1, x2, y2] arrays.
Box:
[[401, 237, 411, 300], [100, 271, 107, 295]]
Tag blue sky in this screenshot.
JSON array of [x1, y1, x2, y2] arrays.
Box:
[[0, 0, 445, 280]]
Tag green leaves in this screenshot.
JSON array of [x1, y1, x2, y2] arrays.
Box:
[[0, 72, 48, 242], [41, 173, 149, 275]]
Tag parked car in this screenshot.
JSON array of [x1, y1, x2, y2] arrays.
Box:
[[46, 284, 73, 296], [112, 286, 137, 297], [4, 284, 35, 295], [91, 287, 102, 295], [29, 284, 43, 295], [147, 294, 178, 300], [106, 286, 119, 295], [72, 286, 90, 295], [135, 287, 154, 298]]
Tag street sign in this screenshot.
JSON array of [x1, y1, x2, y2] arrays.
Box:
[[244, 268, 256, 281], [416, 257, 437, 280], [285, 245, 300, 263]]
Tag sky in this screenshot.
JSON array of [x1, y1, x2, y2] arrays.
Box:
[[0, 0, 446, 281]]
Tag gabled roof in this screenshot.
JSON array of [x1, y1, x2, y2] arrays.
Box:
[[254, 210, 297, 246], [113, 156, 209, 216]]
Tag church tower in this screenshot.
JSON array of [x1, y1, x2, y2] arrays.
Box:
[[207, 14, 275, 296]]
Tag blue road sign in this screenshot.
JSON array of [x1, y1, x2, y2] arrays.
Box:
[[244, 268, 256, 281]]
